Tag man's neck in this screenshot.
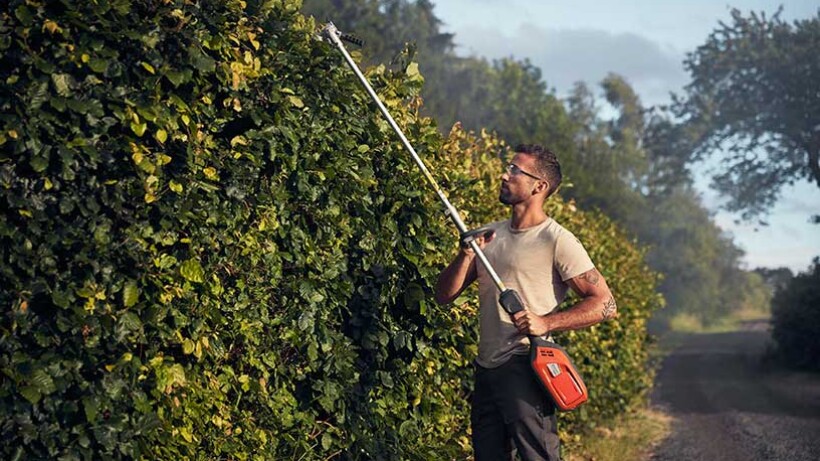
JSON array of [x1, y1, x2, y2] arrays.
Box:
[[509, 203, 548, 230]]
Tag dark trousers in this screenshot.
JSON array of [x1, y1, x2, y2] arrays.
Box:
[[471, 354, 561, 461]]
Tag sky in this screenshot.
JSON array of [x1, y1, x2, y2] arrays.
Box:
[[431, 0, 820, 273]]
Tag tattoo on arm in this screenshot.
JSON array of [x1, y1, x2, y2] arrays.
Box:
[[580, 269, 600, 286], [602, 297, 617, 320]]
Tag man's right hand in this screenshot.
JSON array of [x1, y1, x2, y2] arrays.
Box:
[[461, 229, 495, 255]]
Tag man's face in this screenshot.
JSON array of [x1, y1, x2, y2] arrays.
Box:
[[499, 153, 546, 205]]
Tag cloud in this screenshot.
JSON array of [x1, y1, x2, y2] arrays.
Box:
[[774, 183, 820, 216], [452, 23, 688, 106]]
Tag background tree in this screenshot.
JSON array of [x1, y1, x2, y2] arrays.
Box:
[[676, 8, 820, 222], [753, 266, 794, 293], [563, 76, 651, 232]]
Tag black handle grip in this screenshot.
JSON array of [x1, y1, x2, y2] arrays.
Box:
[[499, 288, 525, 315], [460, 226, 495, 249]]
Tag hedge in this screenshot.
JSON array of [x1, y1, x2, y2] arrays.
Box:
[[770, 258, 820, 371], [0, 0, 662, 458]]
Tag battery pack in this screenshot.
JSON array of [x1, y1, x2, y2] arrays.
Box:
[[529, 337, 588, 411]]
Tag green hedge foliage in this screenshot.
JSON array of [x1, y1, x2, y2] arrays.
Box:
[[0, 0, 662, 458], [770, 258, 820, 371]]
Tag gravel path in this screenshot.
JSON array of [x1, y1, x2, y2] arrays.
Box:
[[650, 323, 820, 461]]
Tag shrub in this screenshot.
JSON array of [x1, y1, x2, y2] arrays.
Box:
[[0, 0, 662, 458], [771, 258, 820, 371]]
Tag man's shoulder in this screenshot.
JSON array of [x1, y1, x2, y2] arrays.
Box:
[[542, 217, 576, 235], [538, 218, 584, 246], [537, 217, 567, 237]]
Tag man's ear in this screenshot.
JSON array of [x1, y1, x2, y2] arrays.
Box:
[[533, 180, 550, 196]]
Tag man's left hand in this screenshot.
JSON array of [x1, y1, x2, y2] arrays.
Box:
[[512, 310, 550, 336]]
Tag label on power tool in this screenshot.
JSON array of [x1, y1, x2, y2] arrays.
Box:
[[547, 363, 561, 377]]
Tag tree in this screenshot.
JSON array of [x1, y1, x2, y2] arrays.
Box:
[[642, 185, 742, 325], [676, 8, 820, 222], [563, 76, 652, 231], [753, 266, 794, 293]]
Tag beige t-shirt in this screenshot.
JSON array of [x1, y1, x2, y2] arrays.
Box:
[[475, 217, 594, 368]]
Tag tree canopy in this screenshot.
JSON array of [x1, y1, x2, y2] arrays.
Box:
[[676, 8, 820, 221]]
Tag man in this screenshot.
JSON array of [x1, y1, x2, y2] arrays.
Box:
[[434, 144, 617, 461]]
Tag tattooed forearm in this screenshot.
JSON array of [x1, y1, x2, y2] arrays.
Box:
[[602, 296, 617, 320], [580, 269, 600, 286]]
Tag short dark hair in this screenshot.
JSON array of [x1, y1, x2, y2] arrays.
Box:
[[514, 144, 562, 196]]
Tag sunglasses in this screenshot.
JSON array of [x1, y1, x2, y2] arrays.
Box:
[[506, 163, 545, 181]]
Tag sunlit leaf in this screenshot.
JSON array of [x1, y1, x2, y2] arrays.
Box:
[[180, 259, 204, 283]]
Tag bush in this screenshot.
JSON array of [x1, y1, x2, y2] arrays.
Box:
[[0, 0, 662, 458], [771, 258, 820, 371]]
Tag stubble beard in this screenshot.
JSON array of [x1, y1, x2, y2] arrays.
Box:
[[499, 187, 516, 205]]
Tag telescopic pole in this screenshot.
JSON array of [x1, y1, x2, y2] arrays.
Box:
[[321, 22, 511, 295]]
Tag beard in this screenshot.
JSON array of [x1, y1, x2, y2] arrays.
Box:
[[499, 185, 515, 205]]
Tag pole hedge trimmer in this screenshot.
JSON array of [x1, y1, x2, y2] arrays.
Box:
[[320, 22, 587, 411]]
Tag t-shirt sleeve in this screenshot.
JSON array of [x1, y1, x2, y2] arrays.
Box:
[[554, 230, 595, 281]]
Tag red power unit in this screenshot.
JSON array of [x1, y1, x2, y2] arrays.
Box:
[[530, 337, 588, 411]]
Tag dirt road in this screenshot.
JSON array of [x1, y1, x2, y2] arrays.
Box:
[[650, 323, 820, 460]]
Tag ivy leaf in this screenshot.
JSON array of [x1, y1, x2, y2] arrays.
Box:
[[406, 62, 420, 78], [287, 95, 304, 108], [155, 129, 167, 143], [406, 62, 424, 84], [51, 73, 73, 96], [182, 339, 195, 355], [28, 81, 49, 110], [203, 167, 218, 180], [130, 121, 147, 137], [164, 69, 191, 87], [188, 46, 216, 72], [30, 154, 49, 173], [118, 312, 143, 334], [179, 426, 193, 443], [140, 62, 156, 74], [403, 283, 425, 308], [166, 364, 186, 389], [30, 369, 56, 395], [14, 5, 33, 26], [82, 396, 100, 422], [180, 259, 204, 283], [123, 280, 139, 307], [297, 311, 314, 332], [94, 222, 111, 244], [19, 386, 41, 404], [88, 58, 108, 73], [321, 433, 333, 450]]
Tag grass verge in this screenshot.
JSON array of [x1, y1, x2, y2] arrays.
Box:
[[566, 406, 672, 461], [667, 307, 770, 334]]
